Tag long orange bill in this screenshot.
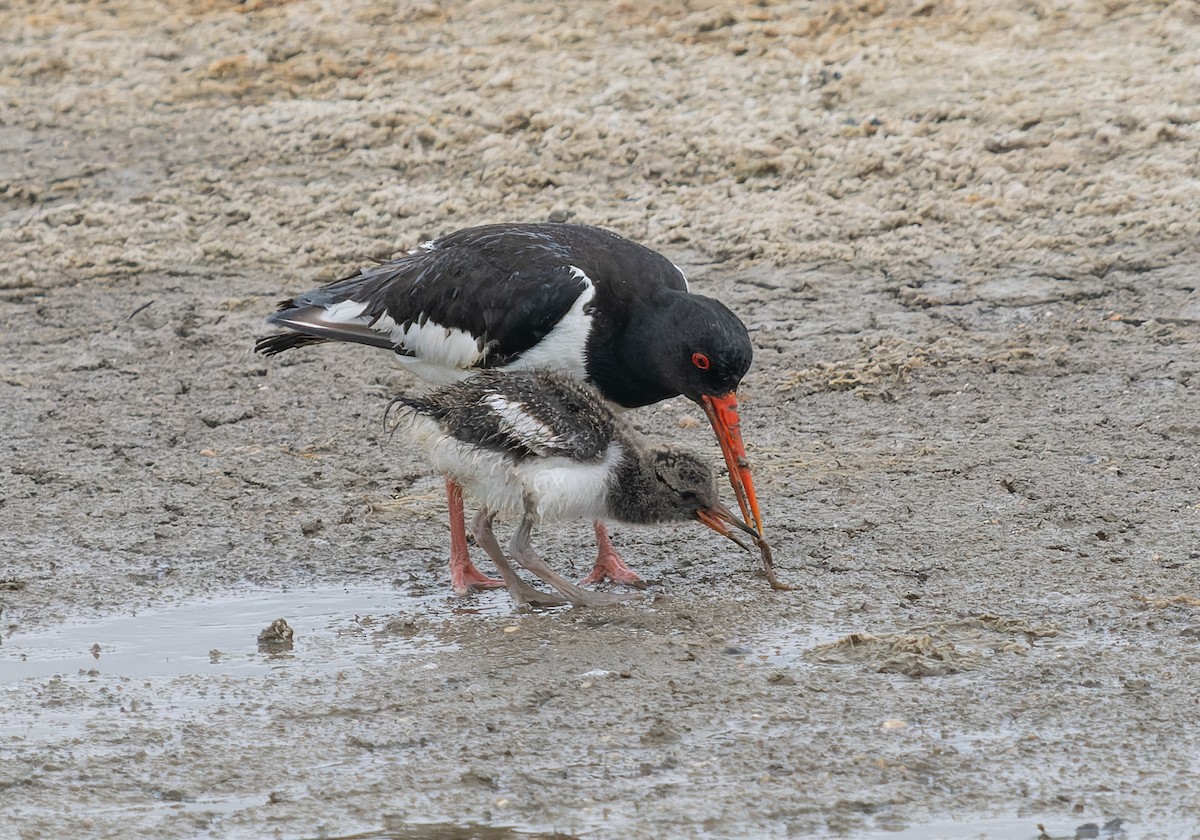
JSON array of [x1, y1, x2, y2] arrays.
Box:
[[695, 503, 758, 553], [701, 392, 764, 538]]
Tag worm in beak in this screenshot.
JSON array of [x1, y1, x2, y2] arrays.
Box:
[[695, 502, 758, 552]]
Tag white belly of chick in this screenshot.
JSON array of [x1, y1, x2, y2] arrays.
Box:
[[407, 414, 623, 523]]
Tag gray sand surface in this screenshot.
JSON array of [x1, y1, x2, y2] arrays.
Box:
[[2, 1, 1198, 837]]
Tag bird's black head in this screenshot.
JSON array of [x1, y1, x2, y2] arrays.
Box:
[[643, 292, 752, 403], [585, 287, 752, 410]]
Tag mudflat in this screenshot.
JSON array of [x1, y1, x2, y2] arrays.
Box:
[[2, 1, 1198, 837]]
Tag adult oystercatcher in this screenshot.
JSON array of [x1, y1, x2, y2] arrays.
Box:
[[390, 368, 757, 608], [256, 222, 763, 593]]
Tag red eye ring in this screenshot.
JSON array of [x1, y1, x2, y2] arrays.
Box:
[[692, 352, 711, 370]]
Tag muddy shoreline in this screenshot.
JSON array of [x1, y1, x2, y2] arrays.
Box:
[[3, 1, 1199, 837]]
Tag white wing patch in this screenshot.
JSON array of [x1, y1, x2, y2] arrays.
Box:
[[313, 261, 594, 384], [376, 312, 484, 370], [504, 265, 594, 377], [483, 393, 561, 452], [322, 299, 370, 323], [315, 299, 484, 376], [671, 261, 690, 291], [406, 240, 438, 255]]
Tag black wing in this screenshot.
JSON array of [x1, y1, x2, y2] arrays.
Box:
[[256, 226, 593, 367], [395, 369, 616, 463]]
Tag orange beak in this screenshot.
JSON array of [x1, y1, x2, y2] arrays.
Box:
[[700, 391, 764, 538], [695, 502, 758, 553]]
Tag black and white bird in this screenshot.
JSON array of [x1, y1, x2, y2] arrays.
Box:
[[390, 368, 756, 608], [256, 222, 763, 594]]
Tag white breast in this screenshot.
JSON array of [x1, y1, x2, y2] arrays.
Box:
[[500, 265, 595, 380], [405, 412, 621, 523], [517, 443, 623, 522]]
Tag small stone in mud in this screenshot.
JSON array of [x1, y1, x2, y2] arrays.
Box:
[[382, 617, 419, 637], [459, 768, 496, 789], [640, 719, 681, 745], [1120, 677, 1151, 693], [257, 618, 295, 653]]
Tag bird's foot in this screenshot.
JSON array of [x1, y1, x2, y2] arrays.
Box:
[[514, 549, 643, 608], [505, 517, 642, 609], [567, 588, 644, 608], [581, 520, 646, 588], [579, 549, 646, 588], [450, 559, 507, 596], [507, 579, 571, 610], [446, 478, 506, 595]]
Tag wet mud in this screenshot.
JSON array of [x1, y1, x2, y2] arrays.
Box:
[[2, 0, 1199, 837]]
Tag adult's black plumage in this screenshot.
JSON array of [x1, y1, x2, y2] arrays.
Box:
[[256, 222, 765, 592], [259, 226, 597, 368]]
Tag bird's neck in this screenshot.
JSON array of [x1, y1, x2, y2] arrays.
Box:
[[585, 292, 682, 409], [605, 449, 679, 525]]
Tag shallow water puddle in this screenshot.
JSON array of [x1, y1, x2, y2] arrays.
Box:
[[748, 614, 1070, 676], [0, 585, 511, 683], [858, 814, 1194, 840], [729, 624, 853, 669], [323, 821, 581, 839], [861, 816, 1049, 839]]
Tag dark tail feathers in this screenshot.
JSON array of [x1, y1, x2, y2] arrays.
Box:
[[255, 332, 328, 356]]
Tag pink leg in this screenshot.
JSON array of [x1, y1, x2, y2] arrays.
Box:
[[579, 520, 646, 588], [445, 477, 505, 595]]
